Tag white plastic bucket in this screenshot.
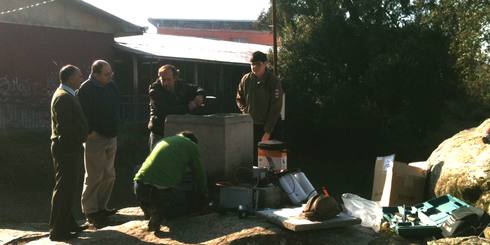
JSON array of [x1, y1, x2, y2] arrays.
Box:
[[257, 140, 287, 171]]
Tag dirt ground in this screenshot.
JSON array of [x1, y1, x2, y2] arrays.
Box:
[[2, 207, 415, 245]]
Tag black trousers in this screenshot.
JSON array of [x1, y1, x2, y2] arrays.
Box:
[[134, 182, 173, 220], [134, 180, 205, 221], [49, 141, 83, 235]]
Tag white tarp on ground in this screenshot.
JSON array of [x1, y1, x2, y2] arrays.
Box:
[[115, 34, 272, 65]]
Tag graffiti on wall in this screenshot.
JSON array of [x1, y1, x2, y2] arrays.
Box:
[[0, 75, 55, 128], [0, 76, 33, 104], [0, 75, 60, 104]]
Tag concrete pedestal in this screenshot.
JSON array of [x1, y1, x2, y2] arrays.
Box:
[[164, 113, 253, 181]]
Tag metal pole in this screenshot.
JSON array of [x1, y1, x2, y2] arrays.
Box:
[[272, 0, 278, 75]]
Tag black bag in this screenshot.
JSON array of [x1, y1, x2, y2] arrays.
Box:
[[441, 206, 490, 237]]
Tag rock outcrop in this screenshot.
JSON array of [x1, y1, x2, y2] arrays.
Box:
[[427, 119, 490, 214]]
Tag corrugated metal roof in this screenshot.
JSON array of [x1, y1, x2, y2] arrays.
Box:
[[114, 34, 272, 65], [148, 18, 259, 30]]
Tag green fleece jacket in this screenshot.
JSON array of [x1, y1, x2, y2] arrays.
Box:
[[134, 135, 208, 193]]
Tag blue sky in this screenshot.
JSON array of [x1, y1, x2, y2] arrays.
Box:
[[83, 0, 271, 32]]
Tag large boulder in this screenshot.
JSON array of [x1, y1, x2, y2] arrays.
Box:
[[427, 119, 490, 214]]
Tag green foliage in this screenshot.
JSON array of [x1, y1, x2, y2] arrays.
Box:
[[417, 0, 490, 105], [267, 0, 489, 159]]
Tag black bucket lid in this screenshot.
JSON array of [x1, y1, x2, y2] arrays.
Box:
[[258, 140, 287, 150]]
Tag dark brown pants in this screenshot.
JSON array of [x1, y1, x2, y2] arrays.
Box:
[[49, 140, 83, 235]]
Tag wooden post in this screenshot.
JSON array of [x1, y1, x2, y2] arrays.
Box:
[[272, 0, 278, 75], [132, 55, 138, 121], [194, 63, 199, 85], [218, 64, 224, 112]]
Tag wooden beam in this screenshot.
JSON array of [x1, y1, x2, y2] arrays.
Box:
[[132, 55, 138, 94], [272, 0, 278, 75], [218, 64, 224, 112], [194, 63, 199, 85], [132, 55, 139, 121]]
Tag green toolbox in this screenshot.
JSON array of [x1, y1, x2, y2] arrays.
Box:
[[382, 195, 470, 237]]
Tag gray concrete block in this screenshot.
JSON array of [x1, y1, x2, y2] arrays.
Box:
[[164, 113, 253, 181]]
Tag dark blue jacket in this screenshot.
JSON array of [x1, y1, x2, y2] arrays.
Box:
[[77, 76, 120, 138]]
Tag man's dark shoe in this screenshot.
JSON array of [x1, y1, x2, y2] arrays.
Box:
[[49, 232, 78, 241], [148, 215, 162, 232], [483, 135, 490, 144], [99, 208, 118, 216], [71, 223, 90, 233], [86, 212, 111, 229], [143, 212, 151, 220]]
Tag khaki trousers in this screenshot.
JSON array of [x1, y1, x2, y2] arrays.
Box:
[[81, 133, 117, 214]]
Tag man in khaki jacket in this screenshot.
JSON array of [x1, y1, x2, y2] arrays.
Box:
[[236, 51, 283, 163], [49, 65, 88, 241]]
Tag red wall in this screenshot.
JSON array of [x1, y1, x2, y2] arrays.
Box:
[[157, 27, 273, 45], [0, 22, 114, 100], [0, 22, 115, 128]]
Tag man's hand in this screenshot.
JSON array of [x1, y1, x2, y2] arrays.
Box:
[[188, 101, 197, 111], [194, 95, 204, 106], [261, 132, 271, 142], [188, 96, 204, 111]]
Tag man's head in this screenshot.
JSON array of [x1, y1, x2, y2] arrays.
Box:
[[178, 131, 198, 144], [158, 65, 179, 91], [250, 51, 267, 78], [91, 60, 113, 85], [59, 65, 83, 89]]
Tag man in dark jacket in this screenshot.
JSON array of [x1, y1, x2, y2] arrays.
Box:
[[236, 51, 283, 163], [147, 64, 204, 150], [49, 65, 88, 241], [77, 60, 120, 228]]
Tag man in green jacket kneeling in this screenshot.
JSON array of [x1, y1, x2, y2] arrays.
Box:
[[133, 131, 208, 231]]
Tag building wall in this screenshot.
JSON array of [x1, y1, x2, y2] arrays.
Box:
[[0, 0, 140, 36], [0, 22, 114, 128], [157, 27, 273, 45]]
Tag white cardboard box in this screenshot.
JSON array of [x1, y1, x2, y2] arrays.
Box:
[[371, 155, 427, 206]]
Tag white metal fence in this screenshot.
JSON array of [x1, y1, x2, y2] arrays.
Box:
[[0, 104, 50, 128], [0, 95, 149, 129]]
